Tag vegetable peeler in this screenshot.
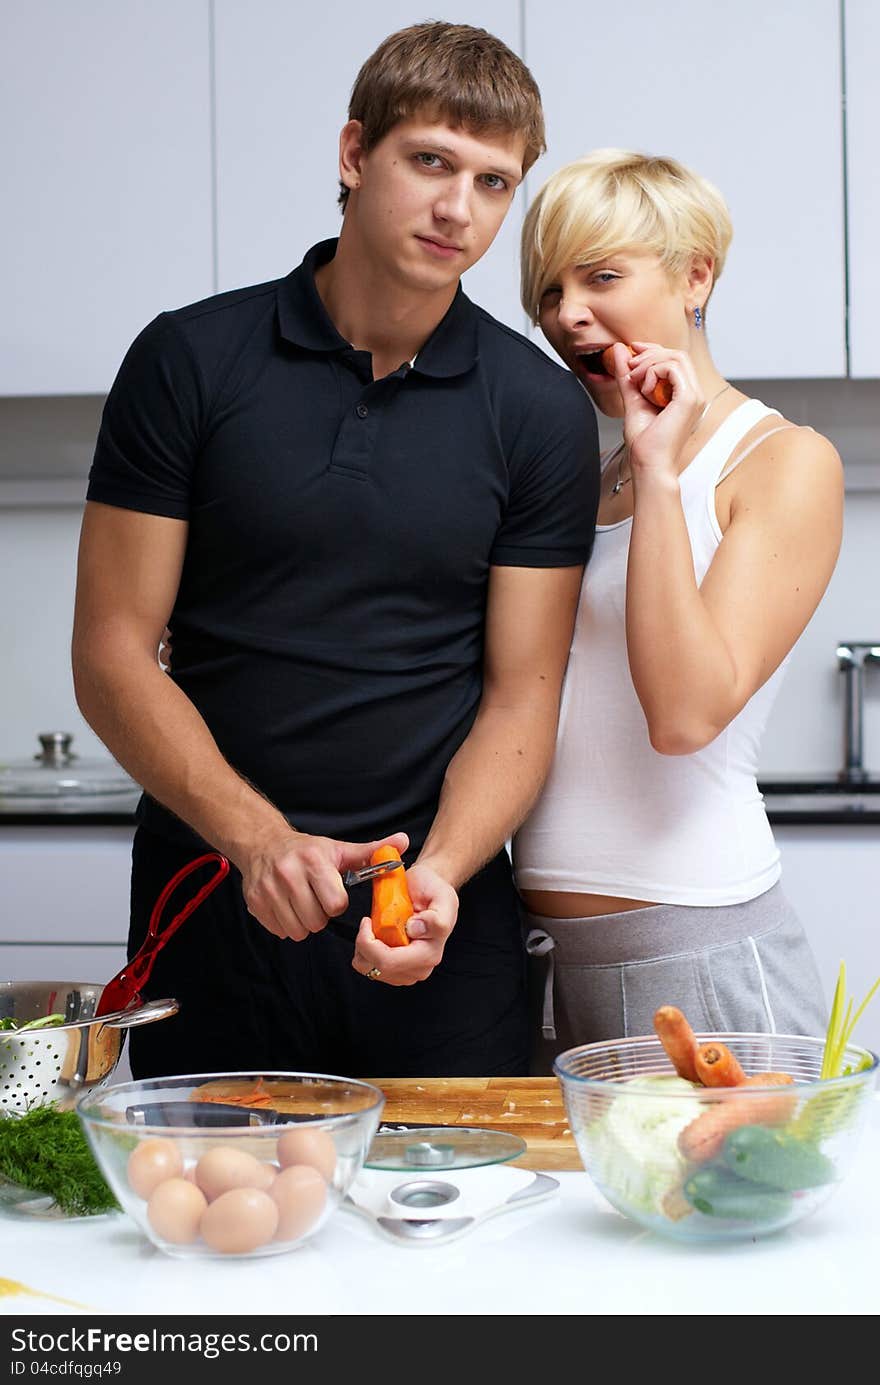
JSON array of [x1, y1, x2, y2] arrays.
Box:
[[95, 852, 230, 1016], [342, 859, 404, 887]]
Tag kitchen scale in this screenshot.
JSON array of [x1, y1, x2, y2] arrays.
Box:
[[346, 1125, 559, 1244]]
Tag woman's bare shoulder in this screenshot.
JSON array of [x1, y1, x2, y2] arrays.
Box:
[[717, 409, 842, 533], [727, 410, 842, 497]]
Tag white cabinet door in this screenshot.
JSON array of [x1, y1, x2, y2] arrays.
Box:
[[844, 0, 880, 377], [523, 0, 846, 379], [0, 827, 134, 945], [776, 826, 880, 1053], [0, 944, 128, 985], [0, 1, 213, 395], [214, 2, 528, 331]]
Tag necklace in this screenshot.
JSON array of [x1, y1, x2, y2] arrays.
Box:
[[610, 382, 733, 496]]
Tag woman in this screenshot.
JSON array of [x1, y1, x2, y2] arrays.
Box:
[[514, 150, 842, 1071]]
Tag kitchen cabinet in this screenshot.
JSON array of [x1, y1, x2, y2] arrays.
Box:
[[213, 0, 527, 331], [775, 825, 880, 1052], [0, 1, 213, 395], [843, 0, 880, 377], [0, 944, 127, 984], [523, 0, 846, 379], [3, 4, 876, 397], [0, 826, 133, 979]]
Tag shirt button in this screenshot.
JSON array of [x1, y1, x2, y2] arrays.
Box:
[[356, 403, 369, 419]]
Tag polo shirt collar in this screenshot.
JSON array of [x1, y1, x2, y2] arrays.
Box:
[[276, 238, 479, 378]]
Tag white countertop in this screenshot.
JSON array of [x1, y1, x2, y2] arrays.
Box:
[[2, 1096, 878, 1318]]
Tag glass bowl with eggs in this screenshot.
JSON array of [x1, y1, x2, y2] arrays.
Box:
[[76, 1071, 385, 1258]]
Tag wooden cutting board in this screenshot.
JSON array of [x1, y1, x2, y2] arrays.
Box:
[[373, 1077, 581, 1171]]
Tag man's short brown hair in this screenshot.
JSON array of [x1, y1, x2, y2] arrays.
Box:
[[338, 21, 545, 210]]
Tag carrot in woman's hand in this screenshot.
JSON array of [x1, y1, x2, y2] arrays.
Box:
[[653, 1006, 700, 1082], [370, 845, 413, 948], [602, 343, 673, 408], [678, 1073, 797, 1164], [694, 1041, 748, 1088]]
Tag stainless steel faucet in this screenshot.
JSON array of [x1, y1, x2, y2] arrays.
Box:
[[836, 643, 880, 781]]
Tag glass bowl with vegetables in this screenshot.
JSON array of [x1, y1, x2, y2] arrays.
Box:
[[77, 1071, 385, 1259], [555, 973, 879, 1243]]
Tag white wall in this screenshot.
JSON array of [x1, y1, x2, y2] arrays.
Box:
[[0, 379, 878, 776], [0, 502, 105, 763]]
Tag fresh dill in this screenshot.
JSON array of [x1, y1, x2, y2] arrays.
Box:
[[0, 1105, 119, 1216]]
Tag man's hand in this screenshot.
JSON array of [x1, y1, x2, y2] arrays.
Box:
[[240, 829, 410, 941], [351, 861, 459, 986]]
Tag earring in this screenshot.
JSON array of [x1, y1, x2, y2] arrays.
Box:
[[693, 304, 703, 330]]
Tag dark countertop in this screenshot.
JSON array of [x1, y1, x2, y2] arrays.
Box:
[[0, 812, 139, 826], [1, 780, 878, 827], [0, 792, 140, 826], [758, 774, 880, 825]]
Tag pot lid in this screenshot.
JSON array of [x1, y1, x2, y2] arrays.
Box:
[[0, 733, 139, 798], [365, 1126, 527, 1171]]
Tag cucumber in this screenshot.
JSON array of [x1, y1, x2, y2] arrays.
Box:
[[683, 1165, 793, 1221], [721, 1124, 835, 1191]]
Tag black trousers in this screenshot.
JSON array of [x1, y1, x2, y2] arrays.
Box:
[[126, 827, 529, 1080]]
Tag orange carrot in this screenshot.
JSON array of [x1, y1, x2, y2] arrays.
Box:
[[694, 1041, 748, 1088], [678, 1073, 797, 1164], [602, 343, 673, 408], [370, 845, 413, 948], [192, 1077, 274, 1108], [653, 1006, 700, 1082]]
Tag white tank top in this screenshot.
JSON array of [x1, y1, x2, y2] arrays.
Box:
[[514, 400, 796, 906]]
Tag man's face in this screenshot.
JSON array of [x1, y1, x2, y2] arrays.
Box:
[[341, 115, 526, 294]]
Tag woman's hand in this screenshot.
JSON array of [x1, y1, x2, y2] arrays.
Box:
[[608, 341, 705, 477]]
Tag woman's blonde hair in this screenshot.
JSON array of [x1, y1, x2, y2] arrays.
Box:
[[521, 149, 733, 323]]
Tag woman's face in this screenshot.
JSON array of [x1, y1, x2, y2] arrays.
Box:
[[537, 250, 688, 417]]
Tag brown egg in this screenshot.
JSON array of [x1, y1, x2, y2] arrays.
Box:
[[127, 1138, 184, 1199], [194, 1146, 270, 1201], [146, 1177, 207, 1245], [271, 1164, 327, 1243], [276, 1128, 337, 1182], [255, 1162, 278, 1191], [199, 1188, 279, 1254]]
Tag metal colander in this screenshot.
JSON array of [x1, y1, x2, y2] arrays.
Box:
[[0, 981, 177, 1113]]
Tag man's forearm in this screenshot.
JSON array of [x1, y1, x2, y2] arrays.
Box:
[[73, 649, 292, 866], [415, 698, 559, 889]]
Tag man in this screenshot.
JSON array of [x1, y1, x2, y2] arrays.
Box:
[[72, 21, 600, 1079]]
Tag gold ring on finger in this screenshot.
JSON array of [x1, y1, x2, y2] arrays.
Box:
[[365, 966, 382, 981]]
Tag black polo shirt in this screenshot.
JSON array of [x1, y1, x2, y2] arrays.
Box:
[[88, 239, 599, 851]]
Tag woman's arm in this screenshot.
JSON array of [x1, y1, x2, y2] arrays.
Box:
[[625, 424, 843, 753]]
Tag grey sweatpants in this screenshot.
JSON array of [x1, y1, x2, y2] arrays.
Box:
[[524, 883, 827, 1076]]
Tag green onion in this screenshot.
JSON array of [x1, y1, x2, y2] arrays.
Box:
[[0, 1014, 66, 1032], [820, 962, 880, 1080]]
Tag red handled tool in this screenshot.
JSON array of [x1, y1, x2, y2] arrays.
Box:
[[95, 852, 230, 1016]]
